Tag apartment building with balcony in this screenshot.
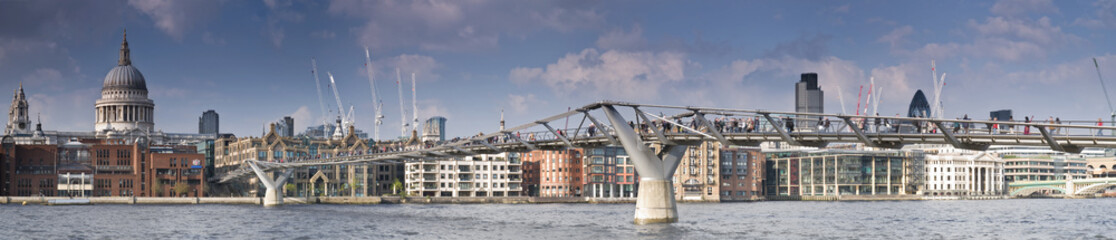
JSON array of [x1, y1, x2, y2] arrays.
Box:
[[584, 146, 635, 199], [405, 152, 523, 197]]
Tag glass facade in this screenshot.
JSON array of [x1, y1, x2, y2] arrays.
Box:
[[765, 150, 924, 196]]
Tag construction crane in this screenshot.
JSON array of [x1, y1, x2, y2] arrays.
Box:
[[311, 59, 330, 126], [327, 72, 348, 139], [396, 68, 408, 138], [363, 47, 384, 141], [411, 72, 419, 134], [930, 60, 946, 119], [1094, 58, 1114, 136]]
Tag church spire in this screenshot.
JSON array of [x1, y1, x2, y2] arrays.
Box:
[[118, 29, 131, 66]]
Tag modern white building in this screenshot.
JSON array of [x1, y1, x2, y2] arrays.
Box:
[[924, 148, 1006, 196], [989, 146, 1091, 182], [405, 152, 523, 197]]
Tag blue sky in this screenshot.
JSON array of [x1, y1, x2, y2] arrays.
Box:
[[1, 0, 1115, 139]]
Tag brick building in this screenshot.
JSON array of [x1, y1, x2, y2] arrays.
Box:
[[1, 137, 206, 197], [718, 147, 765, 201], [584, 146, 637, 199], [522, 149, 583, 197]]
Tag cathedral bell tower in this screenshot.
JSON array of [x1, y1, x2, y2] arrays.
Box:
[[6, 83, 31, 135]]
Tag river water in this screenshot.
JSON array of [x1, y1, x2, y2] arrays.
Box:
[[1, 198, 1114, 239]]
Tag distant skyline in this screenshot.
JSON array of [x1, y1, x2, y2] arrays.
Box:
[[1, 0, 1115, 139]]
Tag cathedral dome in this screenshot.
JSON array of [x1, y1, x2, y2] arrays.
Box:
[[102, 29, 147, 92], [103, 65, 147, 91]]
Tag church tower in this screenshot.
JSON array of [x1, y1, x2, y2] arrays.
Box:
[[5, 83, 31, 135]]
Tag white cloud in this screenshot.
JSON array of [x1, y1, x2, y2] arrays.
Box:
[[897, 16, 1077, 62], [416, 99, 451, 121], [833, 4, 850, 13], [1073, 0, 1116, 29], [127, 0, 221, 41], [877, 25, 913, 48], [369, 54, 442, 82], [327, 0, 604, 51], [288, 105, 312, 132], [1004, 55, 1116, 85], [596, 25, 647, 50], [25, 88, 100, 132], [21, 68, 65, 91], [990, 0, 1058, 17], [507, 94, 543, 114], [261, 0, 304, 48], [508, 48, 688, 101], [968, 17, 1069, 46]]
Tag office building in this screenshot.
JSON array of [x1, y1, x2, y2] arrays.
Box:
[[764, 149, 925, 196], [991, 146, 1088, 182], [198, 110, 219, 134], [795, 73, 824, 114], [422, 116, 447, 142]]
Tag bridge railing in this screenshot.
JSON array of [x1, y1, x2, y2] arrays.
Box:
[[215, 101, 1116, 182]]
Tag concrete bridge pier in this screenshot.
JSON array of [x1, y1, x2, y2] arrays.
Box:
[[601, 105, 688, 224], [247, 161, 294, 207]]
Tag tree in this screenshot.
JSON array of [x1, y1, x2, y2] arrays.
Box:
[[284, 183, 296, 196], [391, 178, 406, 197], [153, 180, 164, 197], [173, 182, 190, 197]]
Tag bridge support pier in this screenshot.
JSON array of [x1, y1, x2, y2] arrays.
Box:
[[601, 105, 688, 224], [247, 161, 294, 207]]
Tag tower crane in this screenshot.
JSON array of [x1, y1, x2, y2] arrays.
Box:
[[1094, 58, 1114, 136], [396, 68, 408, 138], [930, 60, 946, 119], [411, 72, 419, 134], [364, 47, 384, 141], [328, 72, 348, 139], [311, 59, 330, 126]]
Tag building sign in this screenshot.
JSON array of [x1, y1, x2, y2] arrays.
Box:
[[191, 159, 203, 169]]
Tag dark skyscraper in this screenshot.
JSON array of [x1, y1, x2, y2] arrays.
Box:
[[795, 73, 824, 114], [282, 116, 294, 137], [198, 110, 219, 134], [795, 73, 824, 128]]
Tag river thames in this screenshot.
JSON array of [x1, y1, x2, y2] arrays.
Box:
[[1, 198, 1113, 239]]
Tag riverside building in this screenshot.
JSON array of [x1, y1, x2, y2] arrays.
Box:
[[923, 148, 1006, 196], [584, 146, 637, 199], [214, 125, 403, 197], [673, 142, 723, 201], [718, 147, 766, 201], [522, 149, 582, 197], [764, 149, 925, 197], [0, 137, 205, 197], [404, 152, 523, 197], [991, 146, 1089, 182]]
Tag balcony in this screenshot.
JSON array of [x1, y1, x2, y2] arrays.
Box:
[[96, 165, 133, 172]]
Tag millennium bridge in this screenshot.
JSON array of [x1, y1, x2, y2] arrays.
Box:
[[216, 101, 1116, 224]]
